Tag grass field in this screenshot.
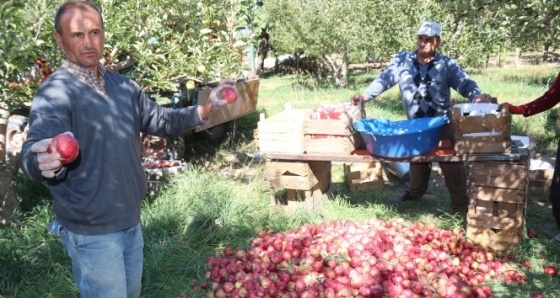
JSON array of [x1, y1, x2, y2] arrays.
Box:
[[2, 64, 560, 297]]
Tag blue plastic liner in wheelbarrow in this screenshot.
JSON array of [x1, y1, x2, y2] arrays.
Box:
[[353, 116, 449, 158]]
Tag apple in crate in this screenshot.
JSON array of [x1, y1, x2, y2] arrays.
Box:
[[47, 133, 80, 164], [221, 87, 238, 103]]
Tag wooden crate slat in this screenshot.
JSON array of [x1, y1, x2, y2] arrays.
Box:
[[266, 161, 312, 177], [466, 225, 523, 251], [345, 162, 383, 173], [345, 162, 383, 181], [469, 175, 527, 190], [304, 117, 353, 135], [268, 174, 318, 190], [466, 211, 523, 230], [454, 141, 511, 154], [454, 115, 511, 133], [304, 135, 362, 154], [348, 178, 384, 192], [347, 167, 382, 181], [470, 162, 528, 178], [469, 185, 525, 204]]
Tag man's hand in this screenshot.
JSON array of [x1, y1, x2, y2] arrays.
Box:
[[30, 137, 63, 178], [473, 93, 495, 103], [500, 102, 524, 115], [351, 95, 364, 105], [198, 78, 236, 120]]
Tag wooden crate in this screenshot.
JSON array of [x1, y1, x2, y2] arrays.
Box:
[[257, 106, 307, 154], [466, 160, 528, 251], [257, 103, 364, 154], [344, 162, 384, 192], [266, 160, 331, 210], [453, 106, 511, 154], [528, 168, 554, 200], [304, 105, 364, 154]]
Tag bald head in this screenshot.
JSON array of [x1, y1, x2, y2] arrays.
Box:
[[55, 1, 104, 34]]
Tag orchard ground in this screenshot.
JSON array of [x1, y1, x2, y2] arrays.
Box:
[[3, 62, 560, 297]]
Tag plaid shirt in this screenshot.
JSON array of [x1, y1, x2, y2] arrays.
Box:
[[61, 59, 107, 96], [362, 51, 482, 119]]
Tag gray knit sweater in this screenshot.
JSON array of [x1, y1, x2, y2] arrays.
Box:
[[20, 68, 203, 235]]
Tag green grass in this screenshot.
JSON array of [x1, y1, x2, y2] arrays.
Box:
[[2, 65, 560, 297]]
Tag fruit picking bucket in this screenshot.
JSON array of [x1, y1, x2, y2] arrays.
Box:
[[354, 116, 449, 158]]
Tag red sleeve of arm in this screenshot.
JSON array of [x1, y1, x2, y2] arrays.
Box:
[[521, 72, 560, 117]]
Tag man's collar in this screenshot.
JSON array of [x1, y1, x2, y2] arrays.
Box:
[[410, 50, 440, 60], [61, 59, 107, 76]]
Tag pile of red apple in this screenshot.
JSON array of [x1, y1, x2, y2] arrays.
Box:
[[188, 219, 556, 298]]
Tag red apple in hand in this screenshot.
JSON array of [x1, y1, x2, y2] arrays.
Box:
[[47, 133, 80, 164], [221, 86, 238, 103]]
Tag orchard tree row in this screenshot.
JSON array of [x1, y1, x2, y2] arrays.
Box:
[[1, 0, 254, 114], [2, 0, 558, 112], [254, 0, 560, 87]]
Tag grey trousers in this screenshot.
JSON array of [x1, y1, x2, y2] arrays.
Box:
[[407, 124, 469, 212]]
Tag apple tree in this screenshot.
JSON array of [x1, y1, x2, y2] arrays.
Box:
[[1, 0, 61, 226], [255, 0, 505, 87], [95, 0, 253, 93], [1, 0, 254, 225], [447, 0, 560, 63], [256, 0, 417, 87]]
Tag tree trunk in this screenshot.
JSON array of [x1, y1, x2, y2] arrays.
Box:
[[0, 108, 8, 163], [322, 53, 348, 88], [543, 44, 550, 63], [515, 48, 521, 68], [0, 107, 20, 227], [1, 157, 20, 227], [255, 28, 270, 76]]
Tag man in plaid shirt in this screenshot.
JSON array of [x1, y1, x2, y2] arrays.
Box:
[[352, 21, 493, 212]]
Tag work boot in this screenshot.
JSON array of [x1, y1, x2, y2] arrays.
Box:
[[395, 191, 412, 204]]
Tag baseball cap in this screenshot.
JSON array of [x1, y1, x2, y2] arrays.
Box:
[[416, 21, 442, 37]]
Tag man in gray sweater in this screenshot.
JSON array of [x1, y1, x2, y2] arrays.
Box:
[[19, 1, 232, 297]]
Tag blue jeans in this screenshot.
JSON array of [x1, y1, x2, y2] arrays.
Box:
[[47, 220, 144, 298]]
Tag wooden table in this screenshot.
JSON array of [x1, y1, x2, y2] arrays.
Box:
[[263, 140, 529, 163]]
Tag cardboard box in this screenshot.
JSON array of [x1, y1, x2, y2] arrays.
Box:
[[453, 105, 511, 154]]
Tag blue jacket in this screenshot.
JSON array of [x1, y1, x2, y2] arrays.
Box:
[[20, 68, 203, 235], [362, 51, 482, 119]]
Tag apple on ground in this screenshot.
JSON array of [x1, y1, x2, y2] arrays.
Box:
[[544, 265, 558, 277]]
